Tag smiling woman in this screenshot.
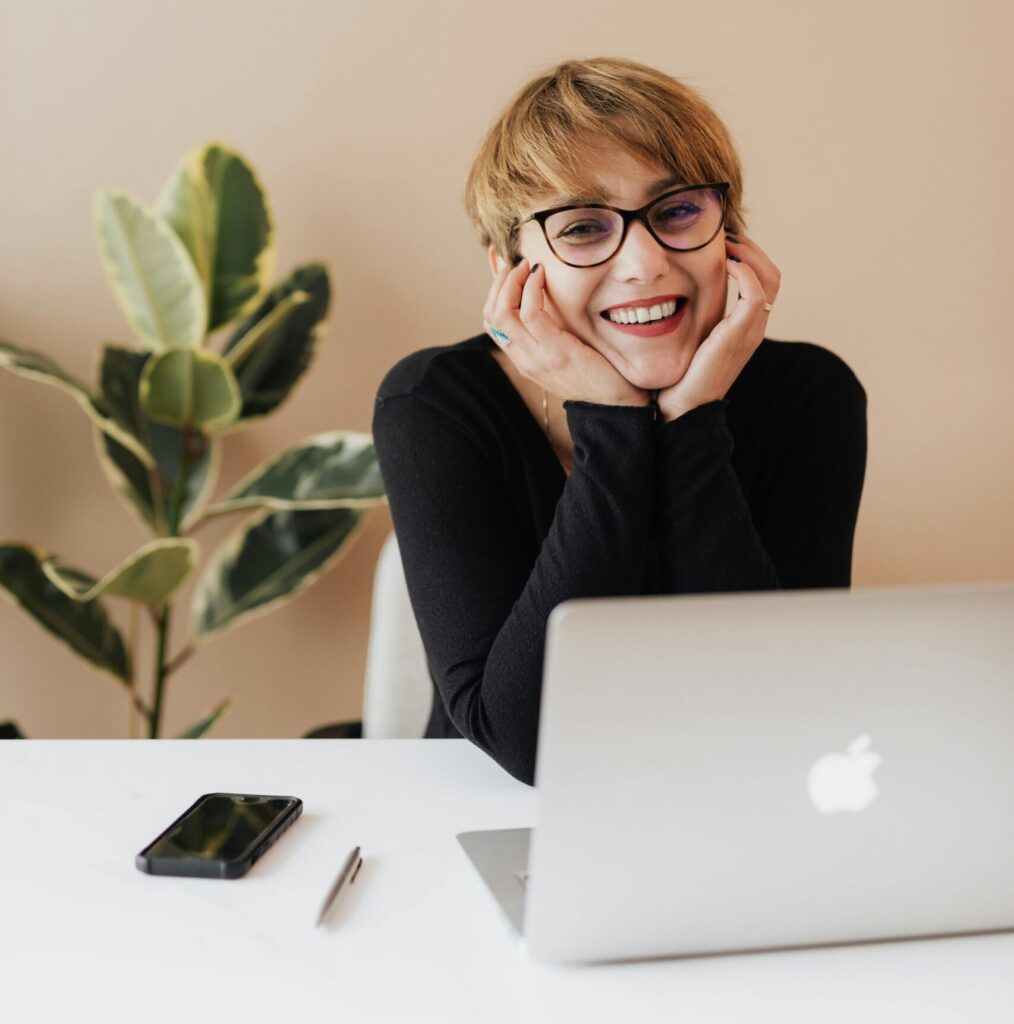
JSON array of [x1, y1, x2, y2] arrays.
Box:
[[372, 57, 868, 785]]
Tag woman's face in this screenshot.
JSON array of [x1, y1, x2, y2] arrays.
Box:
[[503, 140, 731, 391]]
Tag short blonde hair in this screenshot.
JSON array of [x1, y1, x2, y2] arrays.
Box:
[[464, 57, 747, 264]]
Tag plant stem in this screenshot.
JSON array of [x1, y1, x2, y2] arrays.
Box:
[[148, 424, 194, 738], [164, 644, 195, 677], [150, 605, 171, 739], [146, 464, 167, 536], [127, 602, 140, 738], [166, 425, 193, 536], [131, 689, 151, 720]]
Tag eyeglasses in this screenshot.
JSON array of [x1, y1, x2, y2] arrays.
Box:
[[518, 182, 731, 269]]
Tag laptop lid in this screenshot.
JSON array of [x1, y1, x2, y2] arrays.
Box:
[[524, 581, 1014, 963]]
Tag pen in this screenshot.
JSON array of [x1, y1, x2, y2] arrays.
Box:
[[315, 845, 363, 927]]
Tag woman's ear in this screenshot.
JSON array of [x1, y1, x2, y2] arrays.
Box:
[[487, 244, 505, 278]]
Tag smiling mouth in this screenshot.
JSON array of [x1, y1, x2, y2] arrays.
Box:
[[600, 297, 688, 325]]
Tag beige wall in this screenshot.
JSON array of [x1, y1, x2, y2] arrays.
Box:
[[1, 0, 1011, 738]]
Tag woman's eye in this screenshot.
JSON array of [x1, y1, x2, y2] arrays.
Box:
[[557, 220, 611, 242], [655, 203, 700, 224]]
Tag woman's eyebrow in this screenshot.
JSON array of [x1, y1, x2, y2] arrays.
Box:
[[555, 175, 686, 207], [643, 175, 686, 199]]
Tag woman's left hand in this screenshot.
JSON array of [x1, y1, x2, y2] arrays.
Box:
[[656, 231, 781, 422]]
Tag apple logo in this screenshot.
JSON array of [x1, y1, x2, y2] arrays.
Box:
[[807, 734, 882, 814]]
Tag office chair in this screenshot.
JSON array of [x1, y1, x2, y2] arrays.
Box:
[[304, 531, 433, 739]]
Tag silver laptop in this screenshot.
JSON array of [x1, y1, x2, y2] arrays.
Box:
[[457, 580, 1014, 963]]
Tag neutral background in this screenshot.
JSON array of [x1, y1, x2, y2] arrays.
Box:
[[1, 0, 1011, 738]]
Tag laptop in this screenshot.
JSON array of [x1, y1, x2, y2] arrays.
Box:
[[457, 580, 1014, 963]]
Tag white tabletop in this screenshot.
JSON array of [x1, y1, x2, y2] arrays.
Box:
[[2, 739, 1012, 1023]]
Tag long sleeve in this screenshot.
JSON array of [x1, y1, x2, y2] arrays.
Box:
[[651, 342, 867, 593], [373, 388, 656, 785], [651, 400, 781, 592]]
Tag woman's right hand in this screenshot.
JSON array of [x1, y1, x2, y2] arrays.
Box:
[[482, 259, 649, 408]]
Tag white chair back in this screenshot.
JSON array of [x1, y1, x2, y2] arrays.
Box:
[[362, 532, 433, 738]]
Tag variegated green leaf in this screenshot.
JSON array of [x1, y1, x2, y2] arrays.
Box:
[[95, 422, 218, 535], [94, 346, 217, 532], [93, 189, 206, 349], [220, 263, 330, 422], [0, 544, 130, 683], [192, 507, 364, 642], [97, 344, 153, 452], [222, 289, 311, 371], [204, 431, 386, 517], [42, 538, 198, 607], [178, 697, 233, 739], [156, 142, 275, 331], [140, 346, 241, 431], [0, 339, 152, 466]]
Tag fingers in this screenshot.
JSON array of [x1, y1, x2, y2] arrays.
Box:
[[517, 262, 543, 323], [482, 259, 514, 330], [495, 259, 530, 323], [485, 259, 533, 350], [725, 229, 781, 306], [485, 259, 565, 358], [725, 257, 774, 330], [517, 264, 569, 347]]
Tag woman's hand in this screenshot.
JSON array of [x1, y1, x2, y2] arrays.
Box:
[[656, 231, 781, 422], [483, 258, 649, 408]]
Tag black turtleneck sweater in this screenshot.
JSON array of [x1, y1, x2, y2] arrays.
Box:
[[372, 334, 867, 785]]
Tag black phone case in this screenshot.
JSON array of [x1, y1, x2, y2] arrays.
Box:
[[135, 792, 303, 879]]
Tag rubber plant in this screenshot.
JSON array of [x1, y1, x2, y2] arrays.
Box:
[[0, 142, 386, 739]]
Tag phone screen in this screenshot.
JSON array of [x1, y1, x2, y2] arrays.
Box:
[[137, 793, 301, 876]]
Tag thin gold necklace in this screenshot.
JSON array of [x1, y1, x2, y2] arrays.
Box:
[[542, 388, 572, 474]]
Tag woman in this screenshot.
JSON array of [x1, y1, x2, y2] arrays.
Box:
[[372, 58, 867, 785]]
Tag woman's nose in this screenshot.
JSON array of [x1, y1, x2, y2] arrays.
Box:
[[612, 219, 670, 281]]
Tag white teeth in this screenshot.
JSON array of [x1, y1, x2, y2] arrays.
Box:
[[606, 299, 680, 324]]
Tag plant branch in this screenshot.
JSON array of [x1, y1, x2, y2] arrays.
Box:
[[166, 425, 193, 536], [150, 605, 170, 738], [127, 602, 141, 738], [148, 423, 194, 738], [146, 464, 168, 536], [183, 513, 217, 538], [163, 644, 195, 678], [131, 688, 151, 720]]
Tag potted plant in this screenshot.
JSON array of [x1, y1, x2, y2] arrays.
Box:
[[0, 142, 386, 738]]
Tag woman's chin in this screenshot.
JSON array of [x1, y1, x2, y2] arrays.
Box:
[[602, 338, 698, 391], [621, 360, 689, 392]]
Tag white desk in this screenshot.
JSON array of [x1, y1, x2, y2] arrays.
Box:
[[2, 740, 1012, 1023]]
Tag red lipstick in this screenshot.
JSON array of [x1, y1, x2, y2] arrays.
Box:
[[601, 293, 686, 312]]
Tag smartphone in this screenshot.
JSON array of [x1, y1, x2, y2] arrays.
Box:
[[135, 792, 303, 879]]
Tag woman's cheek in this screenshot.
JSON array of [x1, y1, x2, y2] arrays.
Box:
[[697, 267, 730, 339], [539, 287, 569, 334]]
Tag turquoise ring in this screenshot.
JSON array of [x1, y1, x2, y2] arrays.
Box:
[[489, 325, 512, 347]]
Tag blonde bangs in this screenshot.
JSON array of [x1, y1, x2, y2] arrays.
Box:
[[464, 58, 747, 263]]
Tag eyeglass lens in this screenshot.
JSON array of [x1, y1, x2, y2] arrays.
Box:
[[544, 187, 725, 267]]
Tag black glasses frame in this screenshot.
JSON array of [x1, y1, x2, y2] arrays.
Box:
[[518, 181, 731, 269]]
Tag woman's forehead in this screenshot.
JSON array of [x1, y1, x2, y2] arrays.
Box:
[[530, 137, 684, 208], [553, 173, 686, 207]]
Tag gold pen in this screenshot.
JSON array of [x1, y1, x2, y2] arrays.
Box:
[[315, 845, 363, 927]]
